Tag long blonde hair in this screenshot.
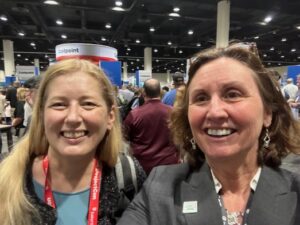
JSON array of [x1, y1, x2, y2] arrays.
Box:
[[0, 59, 124, 224]]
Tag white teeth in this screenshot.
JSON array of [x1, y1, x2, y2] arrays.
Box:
[[63, 131, 85, 138], [207, 129, 232, 136]]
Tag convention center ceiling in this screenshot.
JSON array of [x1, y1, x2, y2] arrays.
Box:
[[0, 0, 300, 73]]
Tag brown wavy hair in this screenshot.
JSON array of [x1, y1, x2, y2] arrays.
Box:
[[169, 45, 300, 169]]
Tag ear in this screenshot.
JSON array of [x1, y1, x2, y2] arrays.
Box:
[[107, 105, 116, 130], [263, 109, 272, 127]]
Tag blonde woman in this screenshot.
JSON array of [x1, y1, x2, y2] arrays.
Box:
[[0, 59, 145, 225]]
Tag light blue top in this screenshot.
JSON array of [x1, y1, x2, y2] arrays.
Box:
[[33, 179, 90, 225]]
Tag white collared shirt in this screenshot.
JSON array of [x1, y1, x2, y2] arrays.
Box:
[[211, 167, 262, 194]]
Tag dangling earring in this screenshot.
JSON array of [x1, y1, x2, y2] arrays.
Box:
[[263, 128, 270, 148], [190, 138, 197, 150]]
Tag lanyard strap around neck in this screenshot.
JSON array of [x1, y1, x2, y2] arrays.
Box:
[[42, 156, 102, 225]]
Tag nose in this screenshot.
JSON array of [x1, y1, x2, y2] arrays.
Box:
[[65, 103, 83, 124], [206, 95, 228, 120]]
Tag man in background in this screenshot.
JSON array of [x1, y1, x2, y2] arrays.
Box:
[[162, 72, 184, 106], [123, 78, 179, 175]]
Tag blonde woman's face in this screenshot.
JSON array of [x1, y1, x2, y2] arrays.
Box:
[[43, 71, 115, 158]]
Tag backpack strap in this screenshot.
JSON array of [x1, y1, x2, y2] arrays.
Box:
[[115, 153, 138, 201]]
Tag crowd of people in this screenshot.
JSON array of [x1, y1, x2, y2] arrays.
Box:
[[0, 43, 299, 225]]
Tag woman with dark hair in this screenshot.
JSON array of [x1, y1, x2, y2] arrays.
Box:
[[117, 44, 300, 225]]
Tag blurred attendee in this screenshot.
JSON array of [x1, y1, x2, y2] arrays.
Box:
[[283, 78, 298, 101], [123, 78, 179, 175], [6, 80, 20, 109], [0, 89, 6, 123], [12, 87, 27, 137], [162, 72, 185, 106]]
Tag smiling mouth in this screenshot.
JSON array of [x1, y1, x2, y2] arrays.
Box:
[[61, 131, 88, 139], [206, 128, 235, 137]]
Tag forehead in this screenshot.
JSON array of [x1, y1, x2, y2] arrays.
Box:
[[190, 57, 257, 86]]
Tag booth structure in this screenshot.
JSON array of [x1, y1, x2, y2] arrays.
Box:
[[55, 43, 122, 86], [287, 65, 300, 84]]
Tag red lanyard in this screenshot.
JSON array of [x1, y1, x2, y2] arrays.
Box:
[[42, 156, 102, 225]]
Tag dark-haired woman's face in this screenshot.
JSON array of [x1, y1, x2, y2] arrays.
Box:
[[187, 57, 272, 164]]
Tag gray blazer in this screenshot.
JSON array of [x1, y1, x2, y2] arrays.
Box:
[[117, 162, 300, 225]]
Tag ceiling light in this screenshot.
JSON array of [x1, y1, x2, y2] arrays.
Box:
[[45, 55, 49, 58], [105, 23, 112, 29], [18, 32, 25, 36], [61, 34, 67, 39], [156, 59, 159, 62], [264, 16, 272, 23], [126, 52, 129, 55], [179, 50, 183, 54], [136, 59, 140, 62], [167, 41, 172, 45], [298, 56, 300, 59], [154, 49, 158, 53], [25, 58, 29, 61], [0, 15, 8, 21], [291, 48, 296, 52], [112, 7, 125, 11], [169, 12, 180, 17], [149, 27, 155, 32], [17, 54, 21, 57], [254, 36, 259, 39], [181, 63, 184, 66], [270, 47, 274, 51], [259, 22, 267, 26], [188, 30, 194, 35], [196, 43, 201, 47], [263, 54, 267, 57], [115, 1, 122, 6], [56, 19, 63, 25], [297, 25, 300, 30], [281, 55, 285, 58], [281, 38, 287, 42], [101, 37, 106, 41], [44, 0, 59, 5], [30, 42, 36, 46], [127, 47, 131, 51], [135, 39, 140, 43], [173, 7, 180, 12], [278, 63, 281, 66]]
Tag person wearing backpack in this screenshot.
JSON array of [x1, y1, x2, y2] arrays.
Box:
[[0, 59, 146, 225]]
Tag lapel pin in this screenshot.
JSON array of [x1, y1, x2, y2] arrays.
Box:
[[182, 201, 198, 213]]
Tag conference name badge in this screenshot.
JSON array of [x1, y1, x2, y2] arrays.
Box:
[[182, 201, 198, 213]]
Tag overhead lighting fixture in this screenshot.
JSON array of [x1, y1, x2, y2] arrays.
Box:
[[25, 58, 29, 61], [297, 25, 300, 30], [281, 55, 285, 58], [17, 54, 21, 57], [30, 42, 36, 46], [167, 41, 172, 45], [196, 43, 201, 47], [263, 54, 267, 57], [115, 1, 123, 6], [135, 39, 141, 43], [270, 47, 274, 51], [156, 59, 159, 62], [112, 6, 125, 11], [291, 48, 296, 52], [281, 38, 287, 42], [264, 16, 272, 23], [136, 59, 140, 62], [105, 23, 112, 29], [154, 49, 158, 53], [254, 36, 259, 39], [149, 27, 155, 32], [179, 50, 183, 54], [127, 47, 131, 51], [61, 34, 67, 39], [173, 7, 180, 12], [259, 22, 267, 26], [188, 30, 194, 35], [18, 32, 25, 36], [0, 15, 8, 21], [101, 37, 106, 41], [44, 0, 59, 5], [56, 19, 63, 25], [169, 12, 180, 17]]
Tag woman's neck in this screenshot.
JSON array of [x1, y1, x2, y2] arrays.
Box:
[[45, 151, 97, 193]]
